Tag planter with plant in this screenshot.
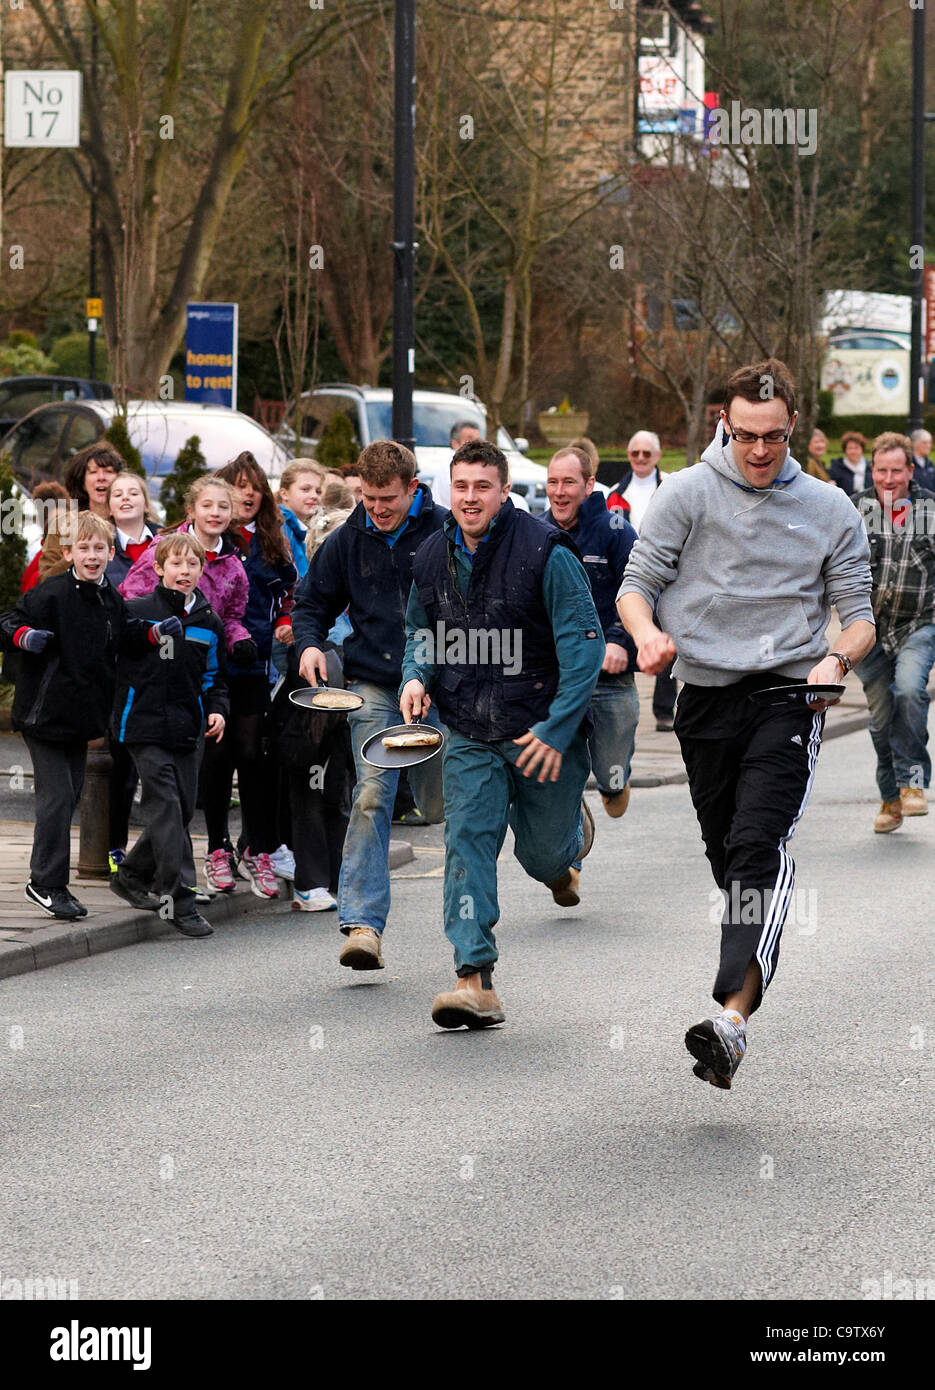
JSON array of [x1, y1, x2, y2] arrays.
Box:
[[537, 396, 589, 446]]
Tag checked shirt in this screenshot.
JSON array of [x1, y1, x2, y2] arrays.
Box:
[[853, 482, 935, 656]]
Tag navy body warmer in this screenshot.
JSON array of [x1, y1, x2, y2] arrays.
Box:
[[412, 501, 581, 742]]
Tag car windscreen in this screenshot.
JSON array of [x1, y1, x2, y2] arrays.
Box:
[[364, 401, 516, 452], [125, 410, 286, 478], [0, 383, 59, 420]]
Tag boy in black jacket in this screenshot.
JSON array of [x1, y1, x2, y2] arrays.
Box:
[[0, 512, 180, 920], [110, 532, 228, 937]]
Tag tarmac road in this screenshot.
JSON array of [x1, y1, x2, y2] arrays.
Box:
[[0, 730, 932, 1301]]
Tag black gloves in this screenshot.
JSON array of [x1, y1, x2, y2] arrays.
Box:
[[231, 638, 258, 668]]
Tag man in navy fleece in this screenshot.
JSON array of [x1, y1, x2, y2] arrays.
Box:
[[293, 440, 447, 974]]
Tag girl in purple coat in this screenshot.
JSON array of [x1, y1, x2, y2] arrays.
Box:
[[207, 454, 297, 899], [120, 477, 251, 653]]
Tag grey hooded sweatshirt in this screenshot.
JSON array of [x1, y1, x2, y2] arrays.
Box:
[[617, 432, 874, 687]]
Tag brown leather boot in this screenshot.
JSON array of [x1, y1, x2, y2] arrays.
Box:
[[601, 785, 631, 819], [874, 801, 903, 834], [546, 866, 580, 906], [899, 787, 928, 817]]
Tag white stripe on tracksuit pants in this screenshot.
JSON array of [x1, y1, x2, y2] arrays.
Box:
[[755, 711, 823, 990], [675, 681, 825, 1013]]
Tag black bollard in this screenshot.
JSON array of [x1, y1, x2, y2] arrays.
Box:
[[77, 739, 113, 879]]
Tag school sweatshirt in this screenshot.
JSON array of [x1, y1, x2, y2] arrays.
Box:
[[616, 430, 874, 687]]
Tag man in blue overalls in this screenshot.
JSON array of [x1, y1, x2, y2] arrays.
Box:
[[400, 439, 605, 1030]]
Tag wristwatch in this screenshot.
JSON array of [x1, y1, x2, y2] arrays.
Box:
[[830, 652, 852, 677]]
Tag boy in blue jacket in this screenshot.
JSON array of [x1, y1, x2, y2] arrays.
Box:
[[111, 532, 228, 937]]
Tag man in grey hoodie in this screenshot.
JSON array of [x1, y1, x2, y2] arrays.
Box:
[[617, 358, 875, 1090]]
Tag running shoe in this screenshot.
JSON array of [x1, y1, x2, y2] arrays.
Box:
[[292, 886, 337, 912], [685, 1012, 747, 1090], [237, 848, 281, 899], [109, 870, 160, 912], [25, 882, 80, 920], [204, 848, 236, 895], [108, 847, 126, 876], [65, 889, 88, 918], [173, 910, 214, 938], [269, 845, 296, 880]]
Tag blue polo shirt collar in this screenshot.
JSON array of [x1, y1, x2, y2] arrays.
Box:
[[364, 484, 425, 546]]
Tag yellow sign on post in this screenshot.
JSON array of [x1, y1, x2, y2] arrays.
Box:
[[86, 297, 102, 318]]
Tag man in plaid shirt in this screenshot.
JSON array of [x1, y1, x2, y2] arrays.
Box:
[[853, 431, 935, 832]]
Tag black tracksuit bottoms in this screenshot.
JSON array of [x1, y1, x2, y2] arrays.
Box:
[[675, 678, 825, 1013], [123, 743, 199, 915], [24, 736, 87, 889]]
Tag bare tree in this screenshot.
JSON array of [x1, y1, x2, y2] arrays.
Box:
[[418, 0, 629, 436], [25, 0, 381, 395]]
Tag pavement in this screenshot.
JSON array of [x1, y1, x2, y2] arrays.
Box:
[[0, 661, 874, 980], [1, 730, 931, 1301]]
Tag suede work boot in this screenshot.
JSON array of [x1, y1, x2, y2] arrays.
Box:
[[339, 926, 385, 970], [874, 800, 903, 834], [899, 787, 928, 817], [431, 968, 504, 1030], [580, 797, 595, 858]]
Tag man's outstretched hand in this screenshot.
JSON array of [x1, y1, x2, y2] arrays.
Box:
[[514, 731, 563, 783]]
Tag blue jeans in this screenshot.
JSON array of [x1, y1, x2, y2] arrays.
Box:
[[337, 680, 445, 935], [857, 626, 935, 800], [588, 675, 640, 794], [441, 728, 591, 973]]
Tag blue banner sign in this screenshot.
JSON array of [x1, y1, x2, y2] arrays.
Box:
[[185, 302, 238, 408]]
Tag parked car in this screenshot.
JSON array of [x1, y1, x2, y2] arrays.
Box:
[[0, 399, 290, 560], [276, 384, 562, 512], [0, 375, 113, 437], [1, 398, 289, 502]]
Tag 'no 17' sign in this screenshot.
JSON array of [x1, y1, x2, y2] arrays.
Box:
[[4, 71, 82, 147]]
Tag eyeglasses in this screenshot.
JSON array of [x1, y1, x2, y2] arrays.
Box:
[[725, 413, 793, 446], [629, 450, 654, 457]]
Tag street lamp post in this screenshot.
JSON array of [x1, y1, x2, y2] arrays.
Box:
[[88, 23, 98, 380], [910, 0, 926, 432], [391, 0, 416, 451]]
